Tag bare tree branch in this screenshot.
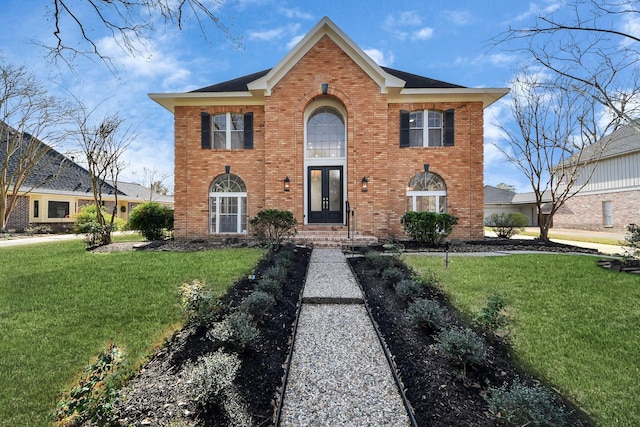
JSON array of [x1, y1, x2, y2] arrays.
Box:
[[42, 0, 238, 73]]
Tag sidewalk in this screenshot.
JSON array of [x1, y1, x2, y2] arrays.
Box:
[[279, 249, 411, 426]]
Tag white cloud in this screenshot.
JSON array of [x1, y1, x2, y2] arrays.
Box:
[[413, 27, 434, 40], [511, 1, 563, 23], [249, 23, 301, 42], [363, 48, 394, 67], [443, 10, 474, 26], [279, 7, 314, 20], [287, 34, 305, 50], [383, 11, 424, 40]]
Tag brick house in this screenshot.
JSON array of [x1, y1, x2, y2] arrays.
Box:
[[1, 125, 173, 232], [150, 17, 508, 242]]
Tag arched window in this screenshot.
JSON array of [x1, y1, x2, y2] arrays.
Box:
[[209, 173, 247, 234], [306, 106, 345, 158], [406, 172, 447, 213]]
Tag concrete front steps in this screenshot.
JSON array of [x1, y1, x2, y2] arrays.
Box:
[[294, 229, 378, 248]]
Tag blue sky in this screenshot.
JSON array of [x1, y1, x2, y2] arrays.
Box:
[[0, 0, 566, 192]]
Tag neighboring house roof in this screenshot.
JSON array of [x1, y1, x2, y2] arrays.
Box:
[[1, 122, 172, 203], [581, 125, 640, 161], [1, 122, 120, 196], [107, 180, 174, 204], [149, 16, 509, 112], [484, 185, 515, 204]]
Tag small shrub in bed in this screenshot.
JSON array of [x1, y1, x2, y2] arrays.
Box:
[[394, 279, 423, 301], [274, 247, 295, 268], [240, 291, 275, 320], [382, 266, 406, 284], [484, 212, 528, 239], [262, 264, 288, 284], [180, 279, 226, 326], [364, 251, 397, 270], [400, 211, 458, 245], [474, 293, 512, 336], [485, 379, 567, 426], [408, 298, 446, 331], [209, 311, 260, 352], [255, 277, 282, 299], [183, 349, 240, 410], [436, 326, 486, 373], [250, 208, 297, 250]]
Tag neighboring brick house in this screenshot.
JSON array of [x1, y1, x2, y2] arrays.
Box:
[[1, 127, 173, 232], [150, 17, 508, 241], [552, 126, 640, 232]]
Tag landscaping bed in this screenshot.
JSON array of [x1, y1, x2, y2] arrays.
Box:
[[99, 244, 311, 427], [80, 238, 603, 426], [349, 252, 595, 426]]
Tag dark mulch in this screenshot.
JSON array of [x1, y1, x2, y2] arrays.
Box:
[[104, 244, 311, 427], [89, 238, 605, 426], [348, 242, 597, 427]]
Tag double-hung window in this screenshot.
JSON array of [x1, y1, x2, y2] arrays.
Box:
[[400, 109, 454, 147], [201, 112, 254, 149]]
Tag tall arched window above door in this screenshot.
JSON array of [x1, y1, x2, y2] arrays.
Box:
[[209, 173, 247, 234], [406, 172, 447, 213], [306, 106, 345, 158]]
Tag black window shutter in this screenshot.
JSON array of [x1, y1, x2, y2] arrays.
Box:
[[201, 112, 211, 149], [243, 112, 254, 149], [400, 110, 410, 147], [444, 109, 455, 146]]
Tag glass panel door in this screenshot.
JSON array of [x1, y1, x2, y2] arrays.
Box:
[[308, 166, 343, 223]]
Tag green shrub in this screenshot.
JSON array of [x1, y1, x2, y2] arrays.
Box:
[[394, 279, 423, 301], [54, 342, 125, 426], [24, 224, 53, 234], [255, 277, 282, 299], [274, 247, 295, 268], [128, 202, 174, 241], [240, 291, 275, 320], [73, 204, 126, 234], [408, 298, 446, 331], [382, 266, 406, 284], [474, 293, 512, 336], [400, 211, 458, 245], [484, 213, 528, 239], [250, 208, 297, 249], [364, 251, 397, 270], [625, 223, 640, 259], [485, 379, 567, 426], [209, 311, 260, 352], [179, 280, 226, 326], [183, 349, 240, 410], [436, 326, 486, 369], [262, 264, 288, 284]]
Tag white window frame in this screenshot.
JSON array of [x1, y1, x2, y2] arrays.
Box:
[[209, 192, 247, 234], [406, 191, 447, 212], [213, 113, 244, 150], [410, 110, 443, 147]]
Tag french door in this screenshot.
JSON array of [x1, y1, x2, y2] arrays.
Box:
[[308, 166, 343, 223]]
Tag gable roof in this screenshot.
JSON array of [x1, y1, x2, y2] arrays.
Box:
[[1, 122, 172, 202], [484, 185, 516, 204], [150, 17, 509, 112]]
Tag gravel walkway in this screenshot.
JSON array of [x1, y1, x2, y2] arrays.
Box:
[[279, 249, 411, 426]]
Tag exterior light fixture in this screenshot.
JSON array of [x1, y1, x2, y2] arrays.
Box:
[[321, 83, 329, 94], [423, 163, 430, 173], [361, 176, 368, 192], [284, 176, 290, 192], [225, 165, 231, 174]]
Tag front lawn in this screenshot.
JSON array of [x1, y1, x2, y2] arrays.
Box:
[[0, 240, 265, 426], [405, 254, 640, 427]]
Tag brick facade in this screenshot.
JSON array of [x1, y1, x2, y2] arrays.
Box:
[[554, 189, 640, 232], [164, 19, 504, 241]]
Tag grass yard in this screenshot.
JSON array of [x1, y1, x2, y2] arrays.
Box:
[[0, 240, 265, 426], [405, 253, 640, 427]]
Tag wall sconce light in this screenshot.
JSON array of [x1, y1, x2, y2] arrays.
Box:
[[423, 163, 430, 173], [284, 176, 290, 192], [225, 165, 231, 174], [361, 176, 369, 192], [321, 83, 329, 94]]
